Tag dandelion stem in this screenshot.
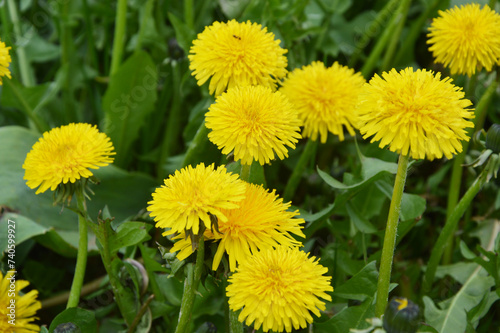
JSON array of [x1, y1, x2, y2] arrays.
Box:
[[422, 168, 488, 295], [67, 190, 89, 308], [283, 139, 318, 202], [6, 0, 35, 87], [175, 237, 205, 333], [380, 0, 412, 71], [240, 163, 251, 182], [110, 0, 128, 76], [228, 307, 243, 333], [182, 121, 210, 167], [375, 153, 409, 317]]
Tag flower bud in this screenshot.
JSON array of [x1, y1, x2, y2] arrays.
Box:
[[486, 124, 500, 153], [383, 297, 420, 333]]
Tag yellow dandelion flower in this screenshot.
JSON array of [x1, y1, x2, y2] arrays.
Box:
[[358, 68, 474, 160], [280, 61, 365, 143], [189, 20, 288, 96], [23, 123, 115, 194], [148, 163, 246, 236], [0, 271, 41, 333], [0, 39, 12, 85], [168, 183, 305, 272], [206, 85, 302, 165], [226, 246, 333, 332], [427, 3, 500, 77]]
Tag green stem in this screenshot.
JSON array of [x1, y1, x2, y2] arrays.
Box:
[[375, 153, 409, 317], [135, 0, 155, 53], [442, 74, 496, 264], [474, 77, 499, 134], [67, 190, 89, 308], [175, 237, 205, 333], [59, 0, 77, 123], [393, 0, 447, 65], [348, 0, 399, 68], [82, 0, 99, 70], [158, 60, 182, 180], [380, 0, 412, 72], [182, 121, 210, 167], [361, 5, 402, 78], [239, 163, 251, 182], [422, 169, 489, 295], [184, 0, 194, 30], [229, 307, 243, 333], [6, 0, 35, 87], [110, 0, 128, 76], [283, 139, 318, 202]]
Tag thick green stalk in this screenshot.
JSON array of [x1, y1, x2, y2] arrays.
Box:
[[380, 0, 412, 71], [182, 122, 210, 167], [422, 169, 488, 294], [361, 4, 402, 78], [174, 237, 205, 333], [442, 75, 496, 264], [348, 0, 399, 68], [6, 0, 35, 87], [239, 163, 251, 182], [229, 308, 243, 333], [110, 0, 128, 76], [135, 0, 155, 53], [375, 153, 409, 317], [158, 61, 182, 180], [67, 190, 89, 308], [283, 139, 318, 202]]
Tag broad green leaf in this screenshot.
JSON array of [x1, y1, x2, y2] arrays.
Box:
[[376, 181, 426, 221], [48, 308, 97, 333], [102, 51, 158, 167], [167, 12, 196, 53], [334, 261, 378, 301], [315, 298, 374, 332], [109, 222, 152, 254], [111, 258, 139, 325], [423, 267, 495, 333], [0, 213, 50, 254], [346, 202, 377, 234], [218, 0, 252, 18]]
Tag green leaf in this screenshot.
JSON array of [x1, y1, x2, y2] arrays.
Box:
[[376, 181, 426, 221], [315, 298, 374, 332], [48, 308, 97, 333], [109, 222, 152, 254], [334, 261, 378, 301], [167, 12, 196, 53], [346, 202, 377, 234], [111, 258, 139, 325], [423, 267, 495, 333], [0, 213, 50, 254], [102, 51, 158, 167]]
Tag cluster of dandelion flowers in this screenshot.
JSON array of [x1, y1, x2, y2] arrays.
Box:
[[427, 4, 500, 77], [0, 39, 12, 85], [0, 271, 41, 333], [148, 163, 246, 236], [189, 20, 288, 96], [170, 182, 305, 271], [358, 68, 474, 160], [23, 123, 115, 194], [226, 246, 333, 332], [206, 85, 302, 165], [280, 61, 365, 143]]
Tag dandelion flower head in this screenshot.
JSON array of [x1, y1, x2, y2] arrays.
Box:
[[23, 123, 115, 194], [189, 20, 288, 96], [148, 163, 246, 236], [358, 68, 474, 160], [280, 61, 365, 143], [427, 3, 500, 76], [206, 85, 302, 165], [0, 39, 12, 85], [168, 183, 305, 272], [226, 246, 333, 332], [0, 270, 41, 333]]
